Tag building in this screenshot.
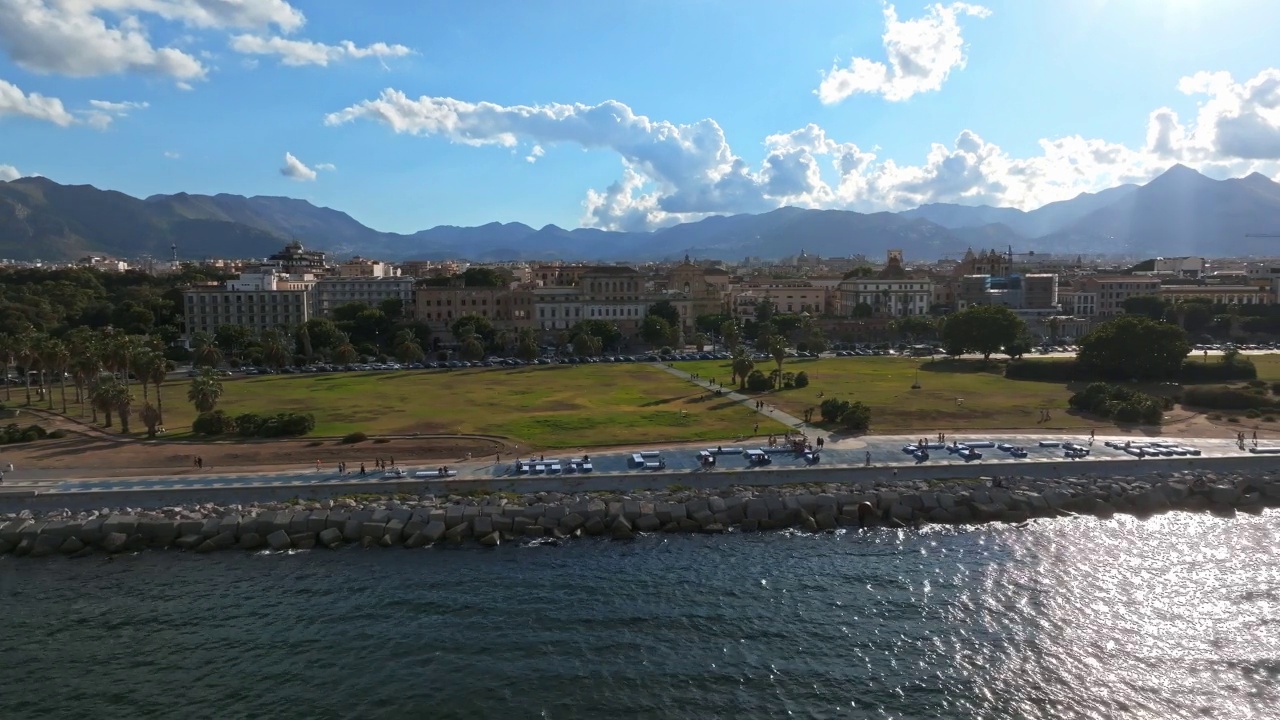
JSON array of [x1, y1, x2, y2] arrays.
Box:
[[956, 248, 1012, 277], [578, 266, 648, 332], [1159, 283, 1272, 306], [267, 241, 328, 275], [313, 277, 416, 317], [957, 273, 1059, 310], [837, 251, 934, 317], [414, 281, 514, 335], [182, 272, 311, 339], [730, 280, 829, 321], [1075, 276, 1163, 316], [1057, 288, 1097, 317], [1150, 257, 1206, 278], [334, 256, 398, 278]]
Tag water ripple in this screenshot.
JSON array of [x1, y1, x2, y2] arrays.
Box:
[[1, 512, 1277, 719]]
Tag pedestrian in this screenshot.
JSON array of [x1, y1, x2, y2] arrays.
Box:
[[197, 457, 203, 469], [390, 456, 395, 466], [1253, 431, 1258, 445], [359, 463, 366, 476], [496, 452, 501, 464], [865, 450, 871, 466], [194, 456, 199, 468], [315, 459, 321, 472], [753, 423, 759, 434]]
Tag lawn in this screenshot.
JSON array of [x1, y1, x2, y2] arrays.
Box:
[[148, 364, 787, 449], [675, 356, 1107, 432]]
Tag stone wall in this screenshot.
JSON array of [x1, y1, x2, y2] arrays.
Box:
[[1, 468, 1278, 558]]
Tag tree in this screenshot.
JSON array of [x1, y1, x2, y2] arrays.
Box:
[[191, 331, 223, 368], [461, 267, 508, 288], [333, 334, 359, 365], [91, 377, 131, 431], [214, 324, 254, 362], [745, 369, 772, 391], [460, 336, 486, 361], [691, 332, 708, 351], [259, 328, 292, 369], [298, 318, 344, 355], [138, 402, 162, 438], [842, 266, 874, 279], [754, 298, 777, 325], [378, 298, 405, 319], [451, 315, 496, 345], [640, 315, 674, 347], [1122, 295, 1169, 321], [1077, 315, 1191, 381], [753, 322, 777, 352], [1003, 335, 1033, 360], [720, 320, 741, 353], [850, 302, 874, 318], [187, 369, 224, 414], [142, 349, 169, 425], [568, 320, 622, 350], [769, 336, 788, 374], [393, 329, 424, 364], [572, 333, 602, 357], [647, 300, 682, 329], [696, 313, 732, 336], [515, 329, 540, 362], [941, 305, 1027, 361], [732, 353, 755, 390], [0, 332, 13, 402], [897, 315, 937, 342]]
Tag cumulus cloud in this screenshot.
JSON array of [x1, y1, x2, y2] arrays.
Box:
[[0, 1, 403, 83], [326, 69, 1280, 230], [0, 164, 21, 181], [0, 77, 75, 126], [280, 151, 316, 181], [525, 144, 545, 163], [229, 35, 413, 67], [818, 2, 990, 104]]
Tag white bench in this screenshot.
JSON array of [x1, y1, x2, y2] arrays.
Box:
[[644, 461, 662, 469], [549, 463, 562, 473], [639, 450, 661, 458], [579, 462, 594, 472], [413, 470, 457, 478], [631, 453, 645, 466]]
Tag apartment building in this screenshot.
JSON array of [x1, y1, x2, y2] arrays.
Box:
[[1075, 276, 1163, 316], [730, 280, 829, 321], [183, 270, 310, 338], [312, 277, 416, 317], [837, 251, 933, 317]]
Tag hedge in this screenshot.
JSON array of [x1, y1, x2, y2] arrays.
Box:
[[193, 410, 316, 438], [1007, 358, 1256, 384], [1068, 383, 1169, 425], [1181, 386, 1278, 411]]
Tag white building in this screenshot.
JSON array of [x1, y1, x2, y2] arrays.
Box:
[[837, 250, 933, 317], [312, 277, 416, 317]]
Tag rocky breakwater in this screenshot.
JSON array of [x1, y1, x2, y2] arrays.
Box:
[[1, 469, 1278, 558]]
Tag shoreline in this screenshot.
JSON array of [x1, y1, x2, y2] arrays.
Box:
[[2, 458, 1278, 558]]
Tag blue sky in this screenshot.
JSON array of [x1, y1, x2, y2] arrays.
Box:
[[2, 0, 1280, 233]]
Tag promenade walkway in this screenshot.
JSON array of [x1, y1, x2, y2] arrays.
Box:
[[653, 363, 828, 441]]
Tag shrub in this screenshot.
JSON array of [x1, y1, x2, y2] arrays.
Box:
[[373, 438, 391, 444], [745, 369, 773, 392], [192, 410, 236, 436], [840, 401, 872, 433], [1069, 382, 1166, 424], [235, 412, 266, 437], [341, 431, 369, 444], [1272, 382, 1280, 395], [1182, 386, 1276, 411], [793, 371, 810, 389], [1265, 416, 1276, 423], [820, 398, 852, 423], [1245, 408, 1262, 419], [47, 429, 68, 439], [1179, 357, 1256, 383], [1247, 379, 1267, 388], [1227, 417, 1240, 423], [1208, 413, 1223, 420]]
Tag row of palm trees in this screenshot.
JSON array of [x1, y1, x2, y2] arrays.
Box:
[[0, 327, 171, 434]]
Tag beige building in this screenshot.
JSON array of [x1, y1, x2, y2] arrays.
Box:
[[414, 282, 513, 335], [313, 277, 416, 317], [730, 280, 829, 321], [1159, 284, 1272, 306], [1076, 276, 1163, 316], [334, 256, 398, 278], [837, 251, 933, 317], [183, 274, 311, 339]]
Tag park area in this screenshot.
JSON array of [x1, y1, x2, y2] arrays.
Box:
[[153, 363, 785, 449]]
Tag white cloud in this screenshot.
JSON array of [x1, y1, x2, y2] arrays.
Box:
[[0, 1, 402, 83], [280, 151, 316, 181], [326, 69, 1280, 230], [525, 144, 545, 163], [314, 162, 335, 171], [229, 35, 412, 66], [818, 2, 990, 104], [164, 150, 180, 159], [0, 164, 22, 181], [0, 77, 75, 126], [89, 99, 149, 113]]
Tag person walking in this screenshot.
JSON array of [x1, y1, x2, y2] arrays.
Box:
[[315, 459, 322, 472], [359, 463, 366, 476], [865, 451, 871, 466]]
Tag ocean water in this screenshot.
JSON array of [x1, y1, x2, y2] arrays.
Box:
[[1, 513, 1277, 720]]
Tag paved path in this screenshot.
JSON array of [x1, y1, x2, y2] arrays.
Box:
[[654, 363, 828, 441]]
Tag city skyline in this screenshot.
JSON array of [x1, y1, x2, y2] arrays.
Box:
[[2, 0, 1280, 235]]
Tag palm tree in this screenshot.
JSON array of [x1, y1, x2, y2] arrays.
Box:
[[138, 402, 162, 438], [0, 332, 13, 403], [44, 338, 70, 414], [393, 329, 424, 364], [192, 331, 223, 368], [720, 320, 741, 354], [15, 330, 38, 406], [187, 369, 224, 414], [732, 351, 754, 390], [333, 333, 358, 365], [90, 377, 131, 430], [769, 336, 787, 375], [515, 329, 540, 362], [260, 328, 292, 370], [72, 346, 102, 420], [144, 352, 169, 425]]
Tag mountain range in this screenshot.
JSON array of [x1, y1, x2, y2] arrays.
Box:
[[1, 164, 1278, 263]]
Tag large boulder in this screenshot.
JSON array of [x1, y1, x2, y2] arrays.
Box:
[[266, 530, 292, 552], [634, 515, 661, 533], [403, 531, 429, 549], [422, 521, 447, 543], [174, 534, 204, 551], [559, 513, 585, 532], [318, 527, 344, 549], [58, 536, 87, 555], [237, 533, 264, 551], [101, 532, 129, 554], [290, 533, 317, 550], [611, 517, 634, 540], [479, 532, 500, 547], [30, 534, 63, 558], [210, 530, 237, 549], [583, 517, 606, 536]]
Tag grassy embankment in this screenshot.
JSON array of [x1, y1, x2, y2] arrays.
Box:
[[147, 363, 784, 448]]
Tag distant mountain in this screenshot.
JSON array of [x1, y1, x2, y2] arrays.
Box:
[[903, 183, 1139, 239], [1035, 164, 1280, 256], [3, 165, 1278, 262]]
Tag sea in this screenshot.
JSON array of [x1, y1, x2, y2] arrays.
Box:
[[1, 512, 1277, 720]]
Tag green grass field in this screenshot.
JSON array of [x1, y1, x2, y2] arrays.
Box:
[[677, 356, 1110, 432], [152, 364, 786, 448]]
